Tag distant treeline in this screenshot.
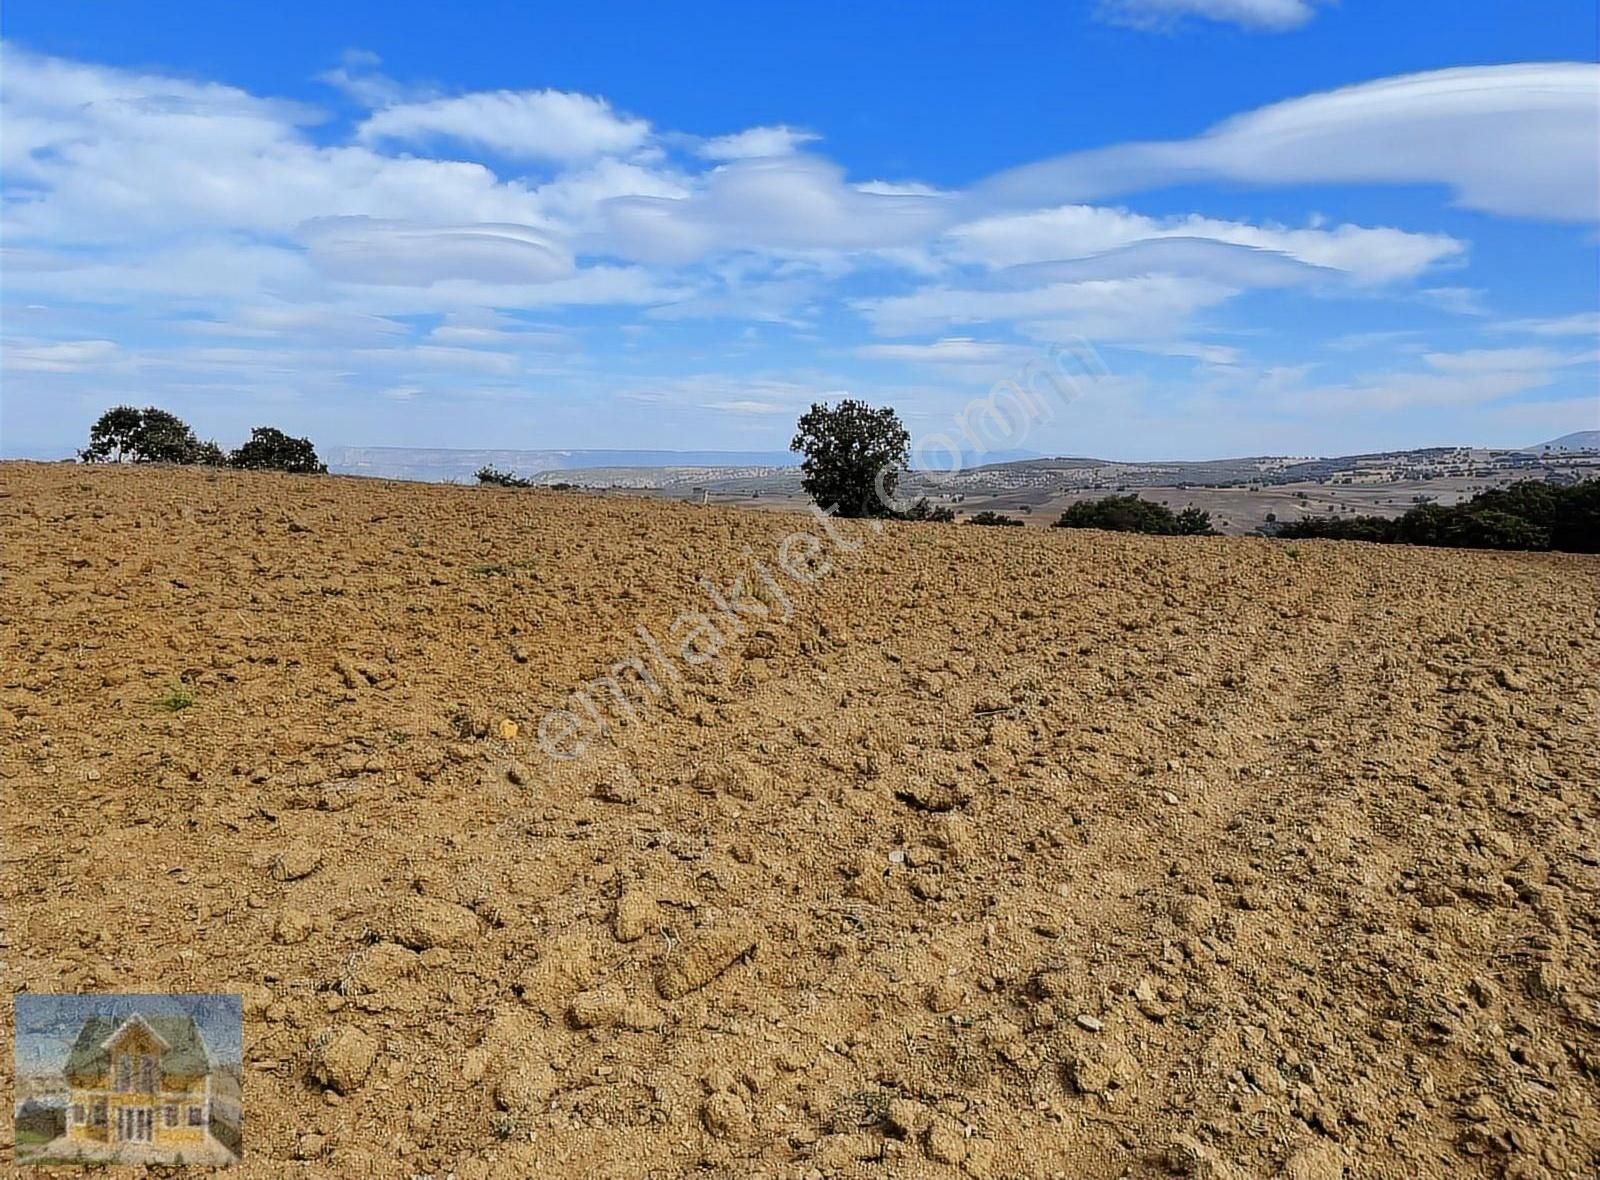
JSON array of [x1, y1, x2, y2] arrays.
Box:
[[1275, 479, 1598, 553], [80, 407, 325, 473]]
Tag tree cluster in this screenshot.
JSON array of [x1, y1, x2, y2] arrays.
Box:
[[1052, 494, 1217, 536], [1275, 479, 1598, 553], [80, 407, 325, 473]]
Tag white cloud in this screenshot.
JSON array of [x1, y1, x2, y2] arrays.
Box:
[[357, 88, 650, 162], [601, 156, 951, 264], [2, 339, 120, 371], [696, 125, 819, 160], [299, 217, 573, 286], [703, 399, 794, 414], [1421, 347, 1590, 375], [1417, 286, 1488, 316], [181, 305, 409, 343], [858, 274, 1237, 340], [979, 64, 1600, 222], [1097, 0, 1321, 32], [854, 338, 1038, 368], [1497, 312, 1600, 338], [945, 204, 1463, 283]]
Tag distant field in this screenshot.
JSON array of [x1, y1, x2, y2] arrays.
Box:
[[649, 473, 1570, 534]]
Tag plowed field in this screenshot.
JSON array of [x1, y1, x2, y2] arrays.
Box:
[[3, 461, 1597, 1178]]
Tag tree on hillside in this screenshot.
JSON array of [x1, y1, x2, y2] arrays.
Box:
[[966, 510, 1024, 527], [1174, 506, 1218, 536], [229, 426, 326, 474], [902, 497, 956, 523], [790, 399, 910, 518], [80, 406, 145, 462], [1053, 494, 1181, 534], [80, 406, 221, 464]]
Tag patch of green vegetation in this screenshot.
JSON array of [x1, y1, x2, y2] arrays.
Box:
[[152, 683, 197, 712]]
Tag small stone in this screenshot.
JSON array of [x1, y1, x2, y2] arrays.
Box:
[[1494, 668, 1529, 692], [1281, 1142, 1347, 1180], [926, 979, 963, 1013], [613, 891, 654, 942], [505, 760, 529, 786], [925, 1117, 967, 1165], [656, 922, 759, 1000], [1166, 1134, 1243, 1179], [1133, 977, 1170, 1020], [495, 1060, 558, 1113], [270, 843, 322, 882], [701, 1090, 753, 1140], [316, 780, 360, 811], [1245, 1060, 1286, 1095], [618, 999, 663, 1031], [594, 764, 641, 804], [1075, 1014, 1104, 1032], [569, 986, 626, 1029], [294, 1132, 326, 1159], [894, 781, 972, 813], [390, 896, 480, 950], [309, 1026, 377, 1093], [1065, 1044, 1138, 1096], [273, 908, 315, 945], [885, 1097, 929, 1139], [497, 718, 519, 740]]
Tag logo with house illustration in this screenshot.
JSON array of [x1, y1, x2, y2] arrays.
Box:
[[14, 993, 241, 1166]]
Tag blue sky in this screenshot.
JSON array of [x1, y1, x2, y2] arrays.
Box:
[[2, 0, 1597, 461]]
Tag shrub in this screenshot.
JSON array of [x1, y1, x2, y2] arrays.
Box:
[[966, 511, 1024, 527], [1053, 494, 1180, 534], [230, 426, 326, 473], [476, 465, 533, 488], [900, 497, 955, 522]]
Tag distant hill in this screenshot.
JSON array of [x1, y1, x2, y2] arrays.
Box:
[[324, 446, 798, 483], [323, 445, 1041, 483], [1526, 431, 1600, 454]]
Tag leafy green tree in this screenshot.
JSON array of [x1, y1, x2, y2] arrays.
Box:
[[1174, 506, 1217, 536], [135, 408, 208, 463], [229, 426, 326, 473], [80, 406, 146, 462], [790, 399, 910, 518]]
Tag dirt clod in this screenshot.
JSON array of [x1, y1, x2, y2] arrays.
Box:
[[656, 921, 760, 999], [310, 1026, 377, 1093]]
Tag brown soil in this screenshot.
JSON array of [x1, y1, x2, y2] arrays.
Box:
[[2, 461, 1597, 1179]]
